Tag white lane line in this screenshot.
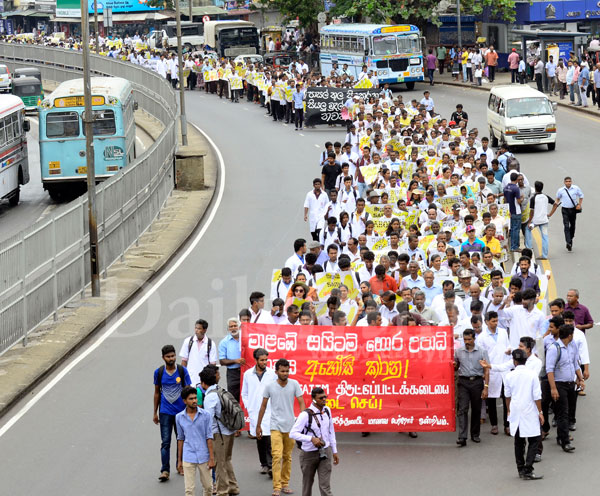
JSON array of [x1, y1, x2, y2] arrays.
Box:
[[0, 123, 226, 439], [314, 144, 320, 148], [299, 133, 305, 136]]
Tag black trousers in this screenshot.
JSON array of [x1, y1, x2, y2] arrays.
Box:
[[554, 381, 574, 446], [256, 435, 272, 469], [486, 385, 508, 427], [535, 73, 543, 92], [567, 381, 578, 425], [271, 100, 280, 121], [226, 368, 241, 402], [561, 207, 578, 245], [457, 376, 483, 440], [514, 429, 541, 475], [295, 108, 304, 129], [285, 101, 292, 123], [438, 58, 445, 74], [586, 83, 596, 105], [467, 67, 473, 82], [540, 378, 553, 434], [488, 65, 496, 81], [511, 68, 518, 83], [596, 88, 600, 108], [247, 84, 253, 101]]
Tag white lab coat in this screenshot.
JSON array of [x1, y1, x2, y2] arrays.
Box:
[[476, 327, 511, 398], [241, 366, 277, 435], [504, 365, 542, 437]]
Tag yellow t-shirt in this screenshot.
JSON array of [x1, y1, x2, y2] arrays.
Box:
[[484, 236, 502, 255]]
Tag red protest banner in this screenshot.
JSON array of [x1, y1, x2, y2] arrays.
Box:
[[240, 324, 455, 432]]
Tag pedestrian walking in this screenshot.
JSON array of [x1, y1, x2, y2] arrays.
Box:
[[534, 57, 544, 92], [242, 348, 278, 476], [508, 48, 519, 83], [545, 55, 558, 95], [290, 387, 340, 496], [154, 345, 192, 482], [485, 45, 498, 82], [503, 172, 523, 252], [426, 49, 437, 86], [257, 358, 306, 496], [545, 324, 585, 452], [504, 349, 544, 480], [527, 181, 556, 259], [436, 44, 447, 74], [201, 368, 240, 496], [549, 176, 584, 252], [293, 84, 305, 130], [176, 386, 216, 496], [454, 329, 490, 446], [180, 319, 218, 388], [218, 317, 245, 402]]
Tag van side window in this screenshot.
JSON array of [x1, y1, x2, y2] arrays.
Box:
[[488, 94, 495, 110]]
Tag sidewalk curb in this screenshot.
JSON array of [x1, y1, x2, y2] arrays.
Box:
[[437, 79, 600, 119], [0, 128, 220, 420]]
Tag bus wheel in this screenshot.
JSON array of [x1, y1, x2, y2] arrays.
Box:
[[48, 186, 61, 202], [405, 82, 415, 91], [8, 187, 20, 206]]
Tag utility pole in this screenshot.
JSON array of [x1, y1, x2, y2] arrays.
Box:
[[175, 0, 188, 146], [94, 0, 99, 54], [81, 0, 101, 297], [457, 0, 462, 49], [189, 0, 193, 23]]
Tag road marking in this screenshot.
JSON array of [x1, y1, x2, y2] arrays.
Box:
[[0, 123, 226, 439], [244, 107, 249, 111], [135, 136, 145, 151], [314, 144, 320, 148], [299, 133, 305, 136], [531, 229, 557, 301]]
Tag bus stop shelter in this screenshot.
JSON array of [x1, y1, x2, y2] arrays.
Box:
[[510, 29, 589, 88]]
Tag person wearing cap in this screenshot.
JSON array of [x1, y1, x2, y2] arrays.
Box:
[[461, 226, 485, 253], [508, 48, 520, 83], [307, 240, 328, 267]]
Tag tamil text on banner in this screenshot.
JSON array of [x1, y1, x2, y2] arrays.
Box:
[[240, 324, 455, 432], [305, 87, 383, 127]]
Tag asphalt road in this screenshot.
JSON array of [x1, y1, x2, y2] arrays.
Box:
[[0, 83, 598, 495], [0, 120, 153, 243]]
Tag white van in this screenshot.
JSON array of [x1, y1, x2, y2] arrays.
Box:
[[487, 85, 557, 151], [148, 22, 205, 52]]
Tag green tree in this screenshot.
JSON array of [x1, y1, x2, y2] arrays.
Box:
[[257, 0, 324, 33], [329, 0, 518, 28], [146, 0, 172, 9]]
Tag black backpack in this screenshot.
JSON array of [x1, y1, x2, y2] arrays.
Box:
[[295, 408, 331, 449], [205, 386, 246, 436], [156, 364, 187, 390]]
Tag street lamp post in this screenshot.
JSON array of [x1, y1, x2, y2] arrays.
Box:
[[94, 0, 99, 54], [457, 0, 462, 49], [81, 0, 101, 297], [175, 0, 188, 146]]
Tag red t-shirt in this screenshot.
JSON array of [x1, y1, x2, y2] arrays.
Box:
[[369, 275, 398, 295]]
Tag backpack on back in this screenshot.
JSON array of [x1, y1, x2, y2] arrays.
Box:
[[206, 386, 245, 433], [157, 364, 186, 390], [295, 408, 331, 449]]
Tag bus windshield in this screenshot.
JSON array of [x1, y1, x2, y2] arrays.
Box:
[[372, 35, 397, 55], [46, 111, 80, 138], [507, 97, 553, 118], [397, 34, 420, 54]]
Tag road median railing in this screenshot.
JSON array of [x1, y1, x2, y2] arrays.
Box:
[[0, 44, 179, 356]]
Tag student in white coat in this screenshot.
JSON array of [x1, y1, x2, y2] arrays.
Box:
[[477, 311, 511, 435], [241, 347, 277, 475], [504, 349, 544, 480]]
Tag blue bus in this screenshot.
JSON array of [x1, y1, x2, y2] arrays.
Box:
[[319, 24, 424, 89], [39, 77, 136, 200]]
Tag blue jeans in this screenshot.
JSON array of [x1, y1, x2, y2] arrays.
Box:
[[534, 223, 549, 258], [462, 64, 467, 81], [510, 214, 521, 251], [568, 83, 574, 102], [160, 412, 178, 473], [521, 222, 533, 250], [357, 182, 367, 198]]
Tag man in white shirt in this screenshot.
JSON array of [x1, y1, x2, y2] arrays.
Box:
[[499, 289, 545, 350], [504, 349, 544, 480], [179, 319, 218, 388], [249, 291, 275, 324], [271, 268, 293, 301], [304, 179, 329, 242], [379, 291, 399, 323], [527, 181, 555, 259], [284, 238, 307, 273], [420, 90, 435, 113], [241, 348, 277, 474]]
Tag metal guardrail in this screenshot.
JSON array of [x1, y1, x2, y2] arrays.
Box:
[[0, 44, 179, 355]]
